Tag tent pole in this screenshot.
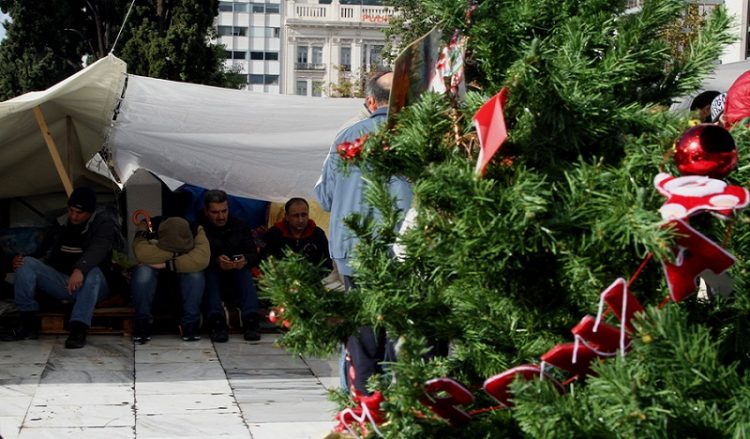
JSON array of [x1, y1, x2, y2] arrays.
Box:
[[66, 115, 73, 181], [33, 106, 73, 197]]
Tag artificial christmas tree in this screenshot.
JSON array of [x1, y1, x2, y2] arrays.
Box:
[[261, 0, 750, 436]]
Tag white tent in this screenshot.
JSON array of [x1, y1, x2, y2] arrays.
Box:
[[0, 56, 127, 199], [702, 60, 750, 92], [0, 55, 363, 203], [674, 60, 750, 110]]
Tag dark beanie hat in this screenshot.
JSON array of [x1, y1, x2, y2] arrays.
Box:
[[157, 217, 194, 253], [67, 187, 97, 213]]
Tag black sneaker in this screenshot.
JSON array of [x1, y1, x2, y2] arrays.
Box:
[[182, 333, 201, 342], [181, 323, 201, 342], [133, 333, 151, 344], [243, 315, 261, 341], [65, 322, 88, 349], [133, 320, 151, 345], [210, 326, 229, 343], [1, 326, 39, 341], [243, 327, 261, 341], [2, 312, 39, 341]]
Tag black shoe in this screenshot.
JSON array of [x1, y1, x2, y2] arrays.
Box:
[[2, 312, 40, 341], [133, 319, 151, 345], [65, 321, 88, 349], [210, 326, 229, 343], [243, 327, 261, 341], [208, 316, 229, 343], [242, 314, 261, 341], [182, 333, 201, 342], [1, 326, 39, 341], [133, 334, 151, 344], [181, 322, 201, 342]]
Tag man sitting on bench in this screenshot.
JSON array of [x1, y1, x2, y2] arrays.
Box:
[[198, 190, 261, 342], [131, 216, 209, 343], [3, 187, 116, 349]]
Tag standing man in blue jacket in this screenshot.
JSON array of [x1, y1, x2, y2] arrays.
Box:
[[314, 71, 413, 395]]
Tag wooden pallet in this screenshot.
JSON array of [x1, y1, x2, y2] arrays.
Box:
[[39, 307, 135, 336]]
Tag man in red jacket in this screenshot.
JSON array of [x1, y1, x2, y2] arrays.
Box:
[[261, 198, 331, 270]]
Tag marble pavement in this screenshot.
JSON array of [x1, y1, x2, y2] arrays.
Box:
[[0, 334, 339, 438]]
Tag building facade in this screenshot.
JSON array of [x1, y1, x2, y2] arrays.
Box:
[[216, 0, 284, 93], [215, 0, 393, 95], [283, 0, 393, 97], [216, 0, 750, 95]]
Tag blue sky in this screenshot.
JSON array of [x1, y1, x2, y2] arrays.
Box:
[[0, 11, 8, 40]]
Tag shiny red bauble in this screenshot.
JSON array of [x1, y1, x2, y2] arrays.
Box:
[[674, 124, 737, 179]]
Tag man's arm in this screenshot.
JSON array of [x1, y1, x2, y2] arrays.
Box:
[[169, 226, 210, 272], [236, 220, 259, 267], [314, 144, 339, 212], [316, 228, 333, 270], [259, 226, 281, 261], [75, 212, 115, 274], [133, 222, 170, 265]]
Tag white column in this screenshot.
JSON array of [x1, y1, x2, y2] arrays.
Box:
[[721, 0, 747, 63], [328, 37, 340, 94], [352, 38, 363, 82], [286, 38, 297, 95]]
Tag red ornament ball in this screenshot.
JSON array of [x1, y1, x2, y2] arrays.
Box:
[[674, 124, 737, 179]]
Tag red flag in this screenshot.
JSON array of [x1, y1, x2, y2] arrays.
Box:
[[473, 87, 509, 176], [661, 219, 735, 303]]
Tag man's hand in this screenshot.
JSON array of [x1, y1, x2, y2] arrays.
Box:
[[67, 269, 84, 295], [233, 255, 247, 270], [218, 255, 246, 270], [218, 255, 235, 271], [149, 263, 166, 270], [12, 255, 24, 272]]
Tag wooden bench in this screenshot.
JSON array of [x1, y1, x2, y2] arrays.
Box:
[[39, 307, 135, 336]]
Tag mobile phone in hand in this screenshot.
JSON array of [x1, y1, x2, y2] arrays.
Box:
[[231, 254, 243, 261]]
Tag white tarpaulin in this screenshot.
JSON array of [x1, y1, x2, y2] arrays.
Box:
[[0, 54, 363, 203], [0, 56, 126, 198], [674, 60, 750, 110], [702, 60, 750, 92], [110, 74, 363, 203]]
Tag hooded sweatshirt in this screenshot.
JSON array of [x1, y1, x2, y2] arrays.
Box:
[[261, 218, 331, 270]]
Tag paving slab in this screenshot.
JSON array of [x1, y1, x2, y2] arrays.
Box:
[[135, 412, 249, 437], [0, 331, 341, 438], [24, 403, 135, 428], [17, 426, 135, 439], [0, 396, 34, 417], [135, 393, 240, 415], [0, 416, 24, 439], [247, 421, 337, 439]]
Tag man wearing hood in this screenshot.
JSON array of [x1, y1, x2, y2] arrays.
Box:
[[3, 187, 116, 349], [261, 198, 331, 270], [131, 216, 209, 343]]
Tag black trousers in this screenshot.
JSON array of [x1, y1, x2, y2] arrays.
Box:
[[343, 275, 395, 395], [346, 326, 395, 395]]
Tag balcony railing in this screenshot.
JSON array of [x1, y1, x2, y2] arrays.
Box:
[[290, 4, 394, 25], [295, 63, 327, 70]]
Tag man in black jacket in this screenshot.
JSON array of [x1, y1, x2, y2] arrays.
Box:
[[198, 190, 261, 342], [3, 187, 116, 348], [261, 198, 331, 270]]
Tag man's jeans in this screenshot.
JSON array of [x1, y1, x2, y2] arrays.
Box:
[[340, 275, 396, 395], [204, 266, 259, 322], [14, 257, 110, 327], [131, 265, 204, 327]]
